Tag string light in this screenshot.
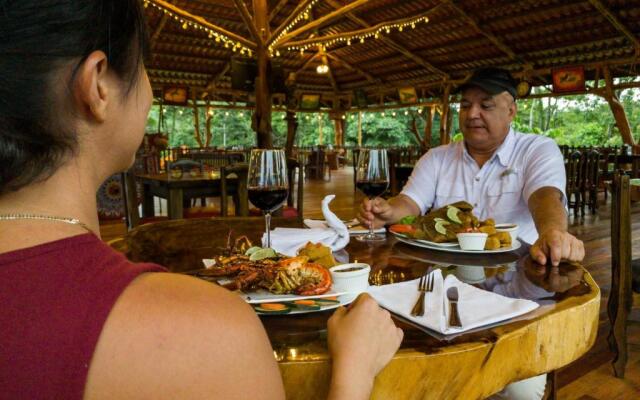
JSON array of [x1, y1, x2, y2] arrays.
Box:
[[269, 0, 320, 55], [284, 15, 429, 54], [143, 0, 253, 55]]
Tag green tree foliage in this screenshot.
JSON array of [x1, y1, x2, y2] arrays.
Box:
[[146, 83, 640, 149]]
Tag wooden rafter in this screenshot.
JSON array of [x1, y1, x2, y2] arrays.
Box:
[[269, 0, 289, 22], [282, 10, 435, 49], [587, 0, 640, 54], [447, 1, 530, 68], [276, 0, 373, 46], [204, 63, 231, 93], [321, 53, 339, 92], [325, 53, 380, 84], [150, 0, 256, 50], [324, 0, 449, 78], [232, 0, 261, 43], [268, 0, 315, 47], [295, 52, 321, 75], [150, 13, 169, 49]]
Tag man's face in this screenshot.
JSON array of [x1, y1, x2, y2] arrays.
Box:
[[458, 86, 516, 152]]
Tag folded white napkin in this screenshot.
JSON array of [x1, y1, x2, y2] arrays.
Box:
[[303, 218, 386, 235], [264, 195, 350, 256], [367, 269, 539, 335]]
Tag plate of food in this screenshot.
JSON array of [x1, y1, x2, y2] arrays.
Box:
[[388, 202, 521, 254], [197, 238, 353, 314], [251, 297, 348, 315]]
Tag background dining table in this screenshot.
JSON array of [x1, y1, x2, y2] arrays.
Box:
[[110, 217, 600, 400], [135, 170, 238, 219]]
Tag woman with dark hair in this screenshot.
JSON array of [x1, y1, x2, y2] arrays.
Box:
[[0, 1, 403, 399]]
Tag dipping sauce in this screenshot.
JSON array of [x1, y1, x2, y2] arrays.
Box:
[[336, 266, 366, 272]]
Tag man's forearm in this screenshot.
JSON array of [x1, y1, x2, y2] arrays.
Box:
[[528, 187, 567, 234]]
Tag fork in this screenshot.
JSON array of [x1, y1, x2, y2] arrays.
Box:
[[410, 272, 434, 317]]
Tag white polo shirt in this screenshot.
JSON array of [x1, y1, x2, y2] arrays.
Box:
[[401, 129, 566, 244]]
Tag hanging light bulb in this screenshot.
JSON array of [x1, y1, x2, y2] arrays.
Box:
[[316, 64, 329, 74]]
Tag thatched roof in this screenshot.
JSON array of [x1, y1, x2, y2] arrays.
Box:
[[144, 0, 640, 108]]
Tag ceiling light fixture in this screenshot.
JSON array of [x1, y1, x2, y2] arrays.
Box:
[[316, 64, 329, 74]]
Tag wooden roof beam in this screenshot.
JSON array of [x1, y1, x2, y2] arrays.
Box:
[[283, 10, 436, 49], [321, 53, 339, 92], [268, 0, 315, 47], [295, 52, 321, 75], [587, 0, 640, 55], [276, 0, 373, 46], [447, 1, 531, 68], [232, 0, 261, 43], [149, 0, 256, 50], [205, 63, 231, 93], [325, 53, 380, 84], [324, 0, 449, 78], [150, 13, 169, 50], [269, 0, 289, 22]]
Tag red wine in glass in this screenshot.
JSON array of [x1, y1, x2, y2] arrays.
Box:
[[248, 187, 289, 212], [356, 180, 389, 199], [247, 149, 288, 248], [355, 149, 389, 242]]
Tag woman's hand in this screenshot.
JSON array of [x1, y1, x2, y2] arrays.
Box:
[[327, 294, 403, 399]]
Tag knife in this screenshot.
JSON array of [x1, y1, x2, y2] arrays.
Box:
[[447, 287, 462, 328]]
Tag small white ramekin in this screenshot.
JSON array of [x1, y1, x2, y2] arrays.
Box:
[[495, 223, 519, 244], [456, 232, 488, 251], [329, 263, 371, 303]]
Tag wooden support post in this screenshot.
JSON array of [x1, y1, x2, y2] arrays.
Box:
[[357, 111, 363, 146], [285, 111, 298, 158], [439, 85, 452, 145], [602, 67, 635, 148], [330, 113, 345, 147], [253, 0, 273, 148], [205, 100, 213, 147], [424, 106, 434, 148], [191, 91, 204, 148]]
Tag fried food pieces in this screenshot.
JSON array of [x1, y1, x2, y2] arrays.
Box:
[[297, 242, 338, 268]]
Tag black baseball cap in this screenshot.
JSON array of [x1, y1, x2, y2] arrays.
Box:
[[457, 67, 517, 98]]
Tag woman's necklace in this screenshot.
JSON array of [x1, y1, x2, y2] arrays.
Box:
[[0, 213, 95, 235]]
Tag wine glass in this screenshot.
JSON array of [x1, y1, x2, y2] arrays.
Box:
[[355, 149, 389, 242], [248, 149, 289, 248]]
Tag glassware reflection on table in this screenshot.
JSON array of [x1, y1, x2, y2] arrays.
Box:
[[248, 149, 289, 248], [355, 149, 389, 242]]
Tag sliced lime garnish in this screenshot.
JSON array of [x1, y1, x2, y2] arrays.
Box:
[[244, 246, 263, 256], [249, 248, 277, 261]]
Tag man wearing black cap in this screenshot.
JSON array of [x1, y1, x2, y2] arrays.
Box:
[[358, 68, 584, 398], [359, 66, 583, 265]]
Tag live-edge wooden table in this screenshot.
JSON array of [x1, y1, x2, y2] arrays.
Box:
[[111, 218, 600, 400]]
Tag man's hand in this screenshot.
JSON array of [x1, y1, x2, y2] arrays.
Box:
[[357, 197, 394, 228], [356, 195, 421, 230], [529, 229, 585, 267]]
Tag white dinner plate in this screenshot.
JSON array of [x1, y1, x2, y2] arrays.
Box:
[[253, 296, 351, 316], [392, 232, 522, 254], [391, 232, 459, 247], [240, 289, 350, 304]]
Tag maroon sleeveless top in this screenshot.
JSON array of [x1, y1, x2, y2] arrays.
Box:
[[0, 234, 166, 399]]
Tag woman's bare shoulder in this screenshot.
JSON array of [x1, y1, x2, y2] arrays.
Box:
[[84, 272, 285, 400]]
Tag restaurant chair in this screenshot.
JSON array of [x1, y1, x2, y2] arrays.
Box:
[[608, 171, 633, 378], [582, 150, 601, 214], [273, 158, 304, 222], [121, 171, 168, 230], [305, 148, 331, 181], [565, 151, 583, 217], [221, 163, 249, 217]]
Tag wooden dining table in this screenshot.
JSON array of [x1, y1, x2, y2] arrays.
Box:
[[135, 170, 238, 219], [111, 217, 600, 400]]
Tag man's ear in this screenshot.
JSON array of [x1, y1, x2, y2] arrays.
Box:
[[508, 98, 517, 120], [74, 50, 109, 123]]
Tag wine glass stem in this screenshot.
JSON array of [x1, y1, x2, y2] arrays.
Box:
[[369, 196, 376, 237], [265, 211, 272, 248]]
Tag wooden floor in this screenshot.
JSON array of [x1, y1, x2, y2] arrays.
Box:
[[100, 167, 640, 399]]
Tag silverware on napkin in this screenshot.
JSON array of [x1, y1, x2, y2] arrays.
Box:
[[447, 287, 462, 328]]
